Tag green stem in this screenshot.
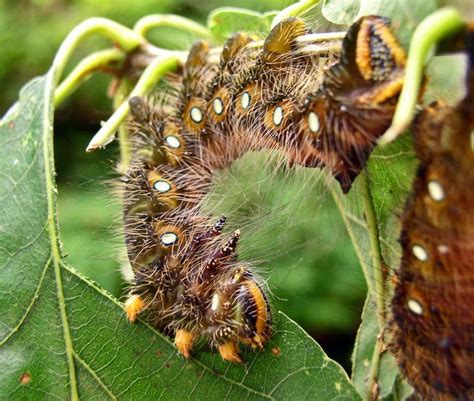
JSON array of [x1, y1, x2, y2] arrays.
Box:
[[378, 7, 465, 145], [50, 17, 142, 87], [367, 336, 383, 401], [330, 172, 387, 400], [114, 78, 133, 171], [134, 14, 210, 42], [356, 172, 386, 401], [54, 48, 125, 107], [271, 0, 320, 28], [43, 69, 79, 400], [86, 55, 180, 152], [360, 171, 385, 330]]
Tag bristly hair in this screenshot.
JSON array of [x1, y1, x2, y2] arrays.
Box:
[[119, 15, 407, 362], [390, 26, 474, 401]]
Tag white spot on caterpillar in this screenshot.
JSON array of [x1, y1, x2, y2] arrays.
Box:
[[308, 112, 320, 133], [427, 180, 444, 201], [412, 245, 428, 262], [407, 299, 423, 315], [153, 180, 171, 193], [273, 106, 283, 126], [190, 107, 203, 123], [241, 92, 251, 109], [161, 232, 178, 246], [165, 135, 181, 149], [211, 293, 220, 311], [438, 244, 449, 254], [213, 97, 224, 115]]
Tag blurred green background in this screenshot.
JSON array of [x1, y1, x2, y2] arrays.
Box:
[[0, 0, 366, 371]]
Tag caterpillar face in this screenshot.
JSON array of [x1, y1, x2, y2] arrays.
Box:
[[201, 274, 271, 362], [122, 15, 407, 362]]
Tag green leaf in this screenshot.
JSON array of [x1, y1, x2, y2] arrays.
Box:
[[366, 136, 416, 261], [357, 0, 438, 47], [351, 295, 378, 397], [0, 76, 361, 399], [322, 0, 437, 46], [207, 7, 273, 44], [263, 11, 280, 26], [423, 54, 468, 106], [322, 0, 361, 26], [351, 295, 413, 400], [0, 72, 78, 399], [329, 136, 416, 400]]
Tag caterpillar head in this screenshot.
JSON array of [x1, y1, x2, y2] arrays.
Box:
[[234, 278, 272, 348], [205, 268, 271, 351]]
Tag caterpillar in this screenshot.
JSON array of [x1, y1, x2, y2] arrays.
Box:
[[120, 15, 407, 363], [391, 27, 474, 401]]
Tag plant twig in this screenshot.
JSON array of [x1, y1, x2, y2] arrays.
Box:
[[367, 335, 384, 401], [54, 48, 125, 107], [358, 171, 387, 401], [114, 78, 133, 171], [378, 7, 465, 145], [134, 14, 210, 42], [86, 54, 180, 152], [50, 18, 142, 87]]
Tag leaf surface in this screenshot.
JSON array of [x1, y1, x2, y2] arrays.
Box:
[[0, 74, 361, 400], [207, 7, 273, 44]]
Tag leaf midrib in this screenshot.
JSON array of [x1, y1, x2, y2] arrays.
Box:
[[42, 69, 79, 401]]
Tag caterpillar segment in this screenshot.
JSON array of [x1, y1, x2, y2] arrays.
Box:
[[391, 28, 474, 401], [294, 15, 406, 192], [121, 16, 408, 362]]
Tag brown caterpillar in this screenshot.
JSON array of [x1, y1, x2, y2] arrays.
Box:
[[120, 16, 406, 362], [391, 27, 474, 401]]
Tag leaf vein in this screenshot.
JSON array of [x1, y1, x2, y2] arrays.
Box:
[[0, 254, 51, 346], [73, 350, 118, 400]]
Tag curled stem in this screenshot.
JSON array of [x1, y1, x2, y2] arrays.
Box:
[[114, 78, 133, 171], [134, 14, 210, 42], [271, 0, 320, 28], [51, 17, 142, 87], [54, 48, 125, 107], [86, 54, 180, 152], [379, 7, 465, 145]]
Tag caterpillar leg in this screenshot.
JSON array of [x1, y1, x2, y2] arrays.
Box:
[[218, 342, 243, 364], [124, 294, 145, 323], [175, 329, 197, 359], [175, 332, 244, 363]]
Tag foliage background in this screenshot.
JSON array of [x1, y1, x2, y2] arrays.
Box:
[[0, 0, 370, 371]]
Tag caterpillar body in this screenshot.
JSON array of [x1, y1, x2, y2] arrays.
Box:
[[391, 28, 474, 401], [121, 16, 406, 362]]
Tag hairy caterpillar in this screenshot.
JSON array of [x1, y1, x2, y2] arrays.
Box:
[[120, 15, 406, 363], [391, 27, 474, 401]]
